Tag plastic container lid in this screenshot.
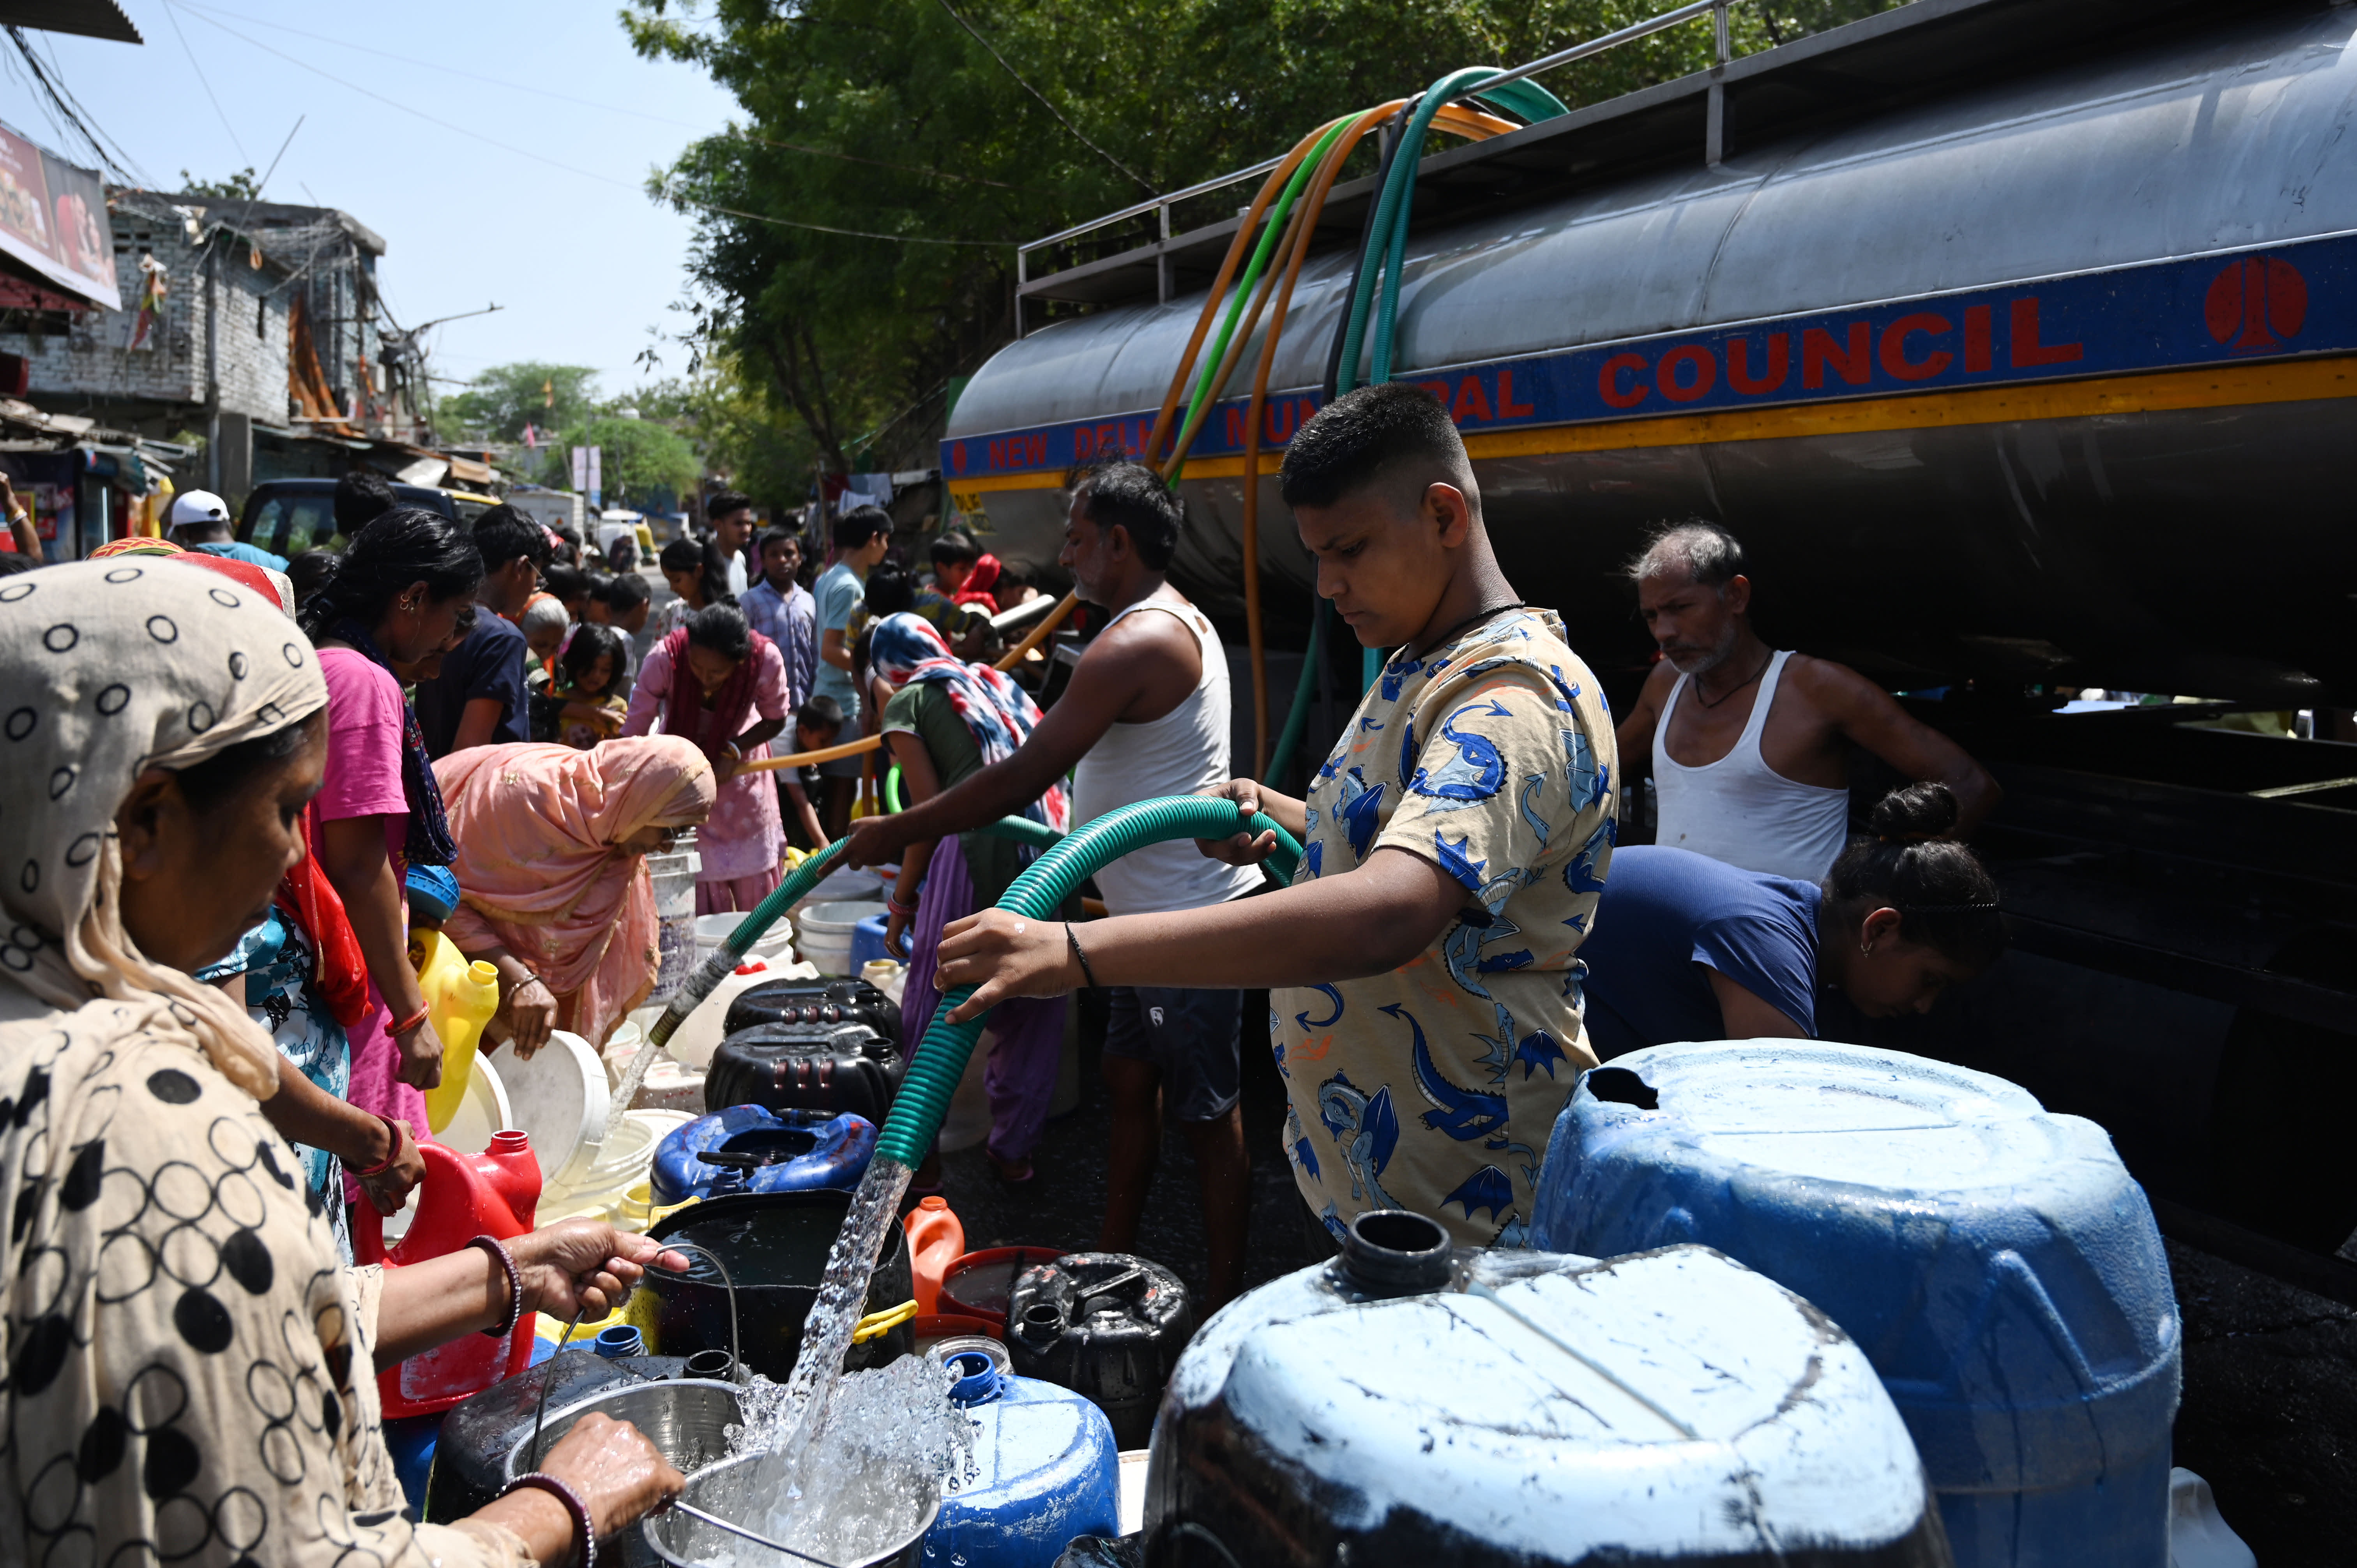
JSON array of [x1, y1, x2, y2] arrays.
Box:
[[498, 1030, 611, 1194], [940, 1247, 1068, 1332], [438, 1052, 513, 1158]]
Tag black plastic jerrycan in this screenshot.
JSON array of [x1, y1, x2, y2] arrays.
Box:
[[707, 976, 904, 1123], [1007, 1252, 1194, 1450]]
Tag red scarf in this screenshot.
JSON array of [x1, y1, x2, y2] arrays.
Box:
[[951, 553, 1002, 615], [660, 625, 770, 762], [279, 812, 372, 1029]]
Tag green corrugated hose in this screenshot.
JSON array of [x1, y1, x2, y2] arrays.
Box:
[[875, 796, 1302, 1165]]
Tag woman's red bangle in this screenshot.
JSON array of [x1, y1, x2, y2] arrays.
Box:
[[343, 1114, 404, 1178], [389, 1003, 430, 1036]]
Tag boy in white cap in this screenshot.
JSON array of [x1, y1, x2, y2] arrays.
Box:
[[168, 489, 288, 570]]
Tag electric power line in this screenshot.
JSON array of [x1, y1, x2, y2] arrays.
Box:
[[26, 27, 150, 182], [158, 2, 249, 164], [172, 0, 1023, 192], [164, 0, 1009, 249], [4, 25, 141, 181], [931, 0, 1152, 193]]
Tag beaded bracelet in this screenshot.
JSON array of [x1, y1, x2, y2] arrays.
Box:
[[502, 1470, 596, 1568], [1065, 923, 1099, 989], [466, 1234, 525, 1341]]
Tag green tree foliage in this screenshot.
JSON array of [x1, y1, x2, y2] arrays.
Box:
[[443, 362, 603, 443], [541, 414, 701, 511], [627, 0, 1898, 473], [178, 168, 260, 199]]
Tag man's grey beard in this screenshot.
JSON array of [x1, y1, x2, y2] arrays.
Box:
[[1664, 622, 1740, 675]]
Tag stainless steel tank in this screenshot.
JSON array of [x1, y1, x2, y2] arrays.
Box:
[[945, 0, 2357, 700]]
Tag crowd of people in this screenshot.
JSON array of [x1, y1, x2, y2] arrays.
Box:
[[0, 379, 2014, 1566]]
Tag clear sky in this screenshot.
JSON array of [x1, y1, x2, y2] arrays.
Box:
[[11, 0, 738, 403]]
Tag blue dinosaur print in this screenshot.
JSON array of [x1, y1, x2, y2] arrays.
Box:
[[1442, 1164, 1515, 1223], [1380, 656, 1422, 702], [1397, 712, 1419, 788], [1433, 830, 1488, 890], [1564, 729, 1602, 812], [1390, 1003, 1510, 1142], [1292, 1136, 1320, 1180], [1517, 773, 1551, 848], [1409, 700, 1511, 804], [1335, 768, 1386, 860], [1563, 816, 1613, 895], [1514, 1030, 1569, 1081], [1293, 984, 1344, 1035], [1304, 841, 1323, 878], [1316, 1070, 1401, 1209], [1469, 1000, 1518, 1087], [1441, 869, 1527, 1001]]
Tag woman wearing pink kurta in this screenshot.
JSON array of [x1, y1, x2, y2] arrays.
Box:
[[621, 602, 792, 913]]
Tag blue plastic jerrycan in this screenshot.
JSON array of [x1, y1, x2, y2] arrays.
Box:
[[1531, 1042, 2179, 1568], [1149, 1210, 1946, 1566], [926, 1349, 1119, 1568], [649, 1102, 876, 1203]]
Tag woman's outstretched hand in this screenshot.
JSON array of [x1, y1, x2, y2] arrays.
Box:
[[934, 911, 1080, 1023], [513, 1220, 691, 1321]]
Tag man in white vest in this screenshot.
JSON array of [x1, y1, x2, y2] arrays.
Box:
[[844, 459, 1262, 1307], [1616, 520, 2000, 882]]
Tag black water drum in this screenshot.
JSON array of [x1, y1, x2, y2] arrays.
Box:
[[636, 1190, 916, 1382], [709, 978, 904, 1123], [1006, 1252, 1194, 1449]]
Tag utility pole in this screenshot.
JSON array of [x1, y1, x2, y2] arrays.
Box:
[[203, 235, 220, 493]]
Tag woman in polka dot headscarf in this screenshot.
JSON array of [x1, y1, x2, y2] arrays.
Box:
[[0, 561, 688, 1568]]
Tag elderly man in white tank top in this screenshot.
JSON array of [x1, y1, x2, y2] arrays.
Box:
[[841, 459, 1262, 1307], [1616, 521, 2001, 883]]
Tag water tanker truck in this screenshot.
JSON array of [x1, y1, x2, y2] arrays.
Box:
[[941, 0, 2357, 1301]]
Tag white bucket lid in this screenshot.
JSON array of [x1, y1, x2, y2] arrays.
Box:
[[498, 1030, 613, 1194], [439, 1052, 512, 1156]]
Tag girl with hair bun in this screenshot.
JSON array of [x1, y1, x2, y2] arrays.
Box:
[[1579, 782, 2005, 1057]]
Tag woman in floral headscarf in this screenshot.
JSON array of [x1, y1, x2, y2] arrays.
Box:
[[0, 560, 687, 1568], [871, 610, 1069, 1185]]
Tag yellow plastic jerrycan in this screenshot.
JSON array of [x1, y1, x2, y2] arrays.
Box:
[[413, 929, 502, 1134]]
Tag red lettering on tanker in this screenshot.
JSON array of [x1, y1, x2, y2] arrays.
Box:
[[2010, 298, 2082, 367], [1599, 353, 1649, 409], [2205, 256, 2307, 352], [1727, 334, 1788, 395], [1879, 314, 1951, 381]]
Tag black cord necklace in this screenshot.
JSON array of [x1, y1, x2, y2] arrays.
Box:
[[1412, 600, 1528, 659], [1691, 648, 1772, 709]]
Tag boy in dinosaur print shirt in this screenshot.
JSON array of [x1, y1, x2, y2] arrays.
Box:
[[932, 381, 1615, 1247]]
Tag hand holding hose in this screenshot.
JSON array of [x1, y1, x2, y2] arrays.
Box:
[[934, 911, 1079, 1023], [1194, 779, 1286, 867]]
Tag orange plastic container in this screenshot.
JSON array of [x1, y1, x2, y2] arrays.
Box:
[[355, 1130, 541, 1417], [939, 1245, 1067, 1333], [904, 1194, 966, 1314]]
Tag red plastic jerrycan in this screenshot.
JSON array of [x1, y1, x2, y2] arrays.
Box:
[[904, 1195, 965, 1314], [355, 1130, 542, 1417]]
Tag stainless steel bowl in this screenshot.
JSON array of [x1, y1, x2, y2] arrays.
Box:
[[507, 1379, 746, 1568], [640, 1450, 940, 1568]]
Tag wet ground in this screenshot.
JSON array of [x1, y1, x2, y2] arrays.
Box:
[[935, 991, 2357, 1564]]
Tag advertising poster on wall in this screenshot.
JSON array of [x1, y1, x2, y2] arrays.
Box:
[[0, 118, 121, 312]]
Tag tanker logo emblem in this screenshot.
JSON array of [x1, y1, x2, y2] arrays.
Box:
[[2205, 255, 2307, 352]]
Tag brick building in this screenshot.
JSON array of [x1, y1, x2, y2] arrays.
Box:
[[2, 189, 398, 500]]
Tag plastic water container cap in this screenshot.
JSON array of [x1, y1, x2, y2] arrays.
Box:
[[593, 1324, 644, 1360], [949, 1349, 1003, 1407]]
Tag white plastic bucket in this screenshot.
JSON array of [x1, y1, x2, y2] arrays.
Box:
[[656, 954, 821, 1070], [498, 1029, 612, 1196], [693, 911, 793, 966], [797, 899, 886, 977]]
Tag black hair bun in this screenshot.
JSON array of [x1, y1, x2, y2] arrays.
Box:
[[1869, 780, 1959, 844]]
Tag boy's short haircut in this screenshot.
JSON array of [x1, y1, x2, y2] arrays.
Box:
[[758, 527, 801, 557], [472, 504, 554, 570], [833, 505, 891, 552], [1279, 381, 1476, 515], [708, 490, 754, 521], [796, 694, 845, 733], [928, 529, 981, 566], [1070, 457, 1181, 570], [597, 570, 651, 611], [862, 564, 915, 617]]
